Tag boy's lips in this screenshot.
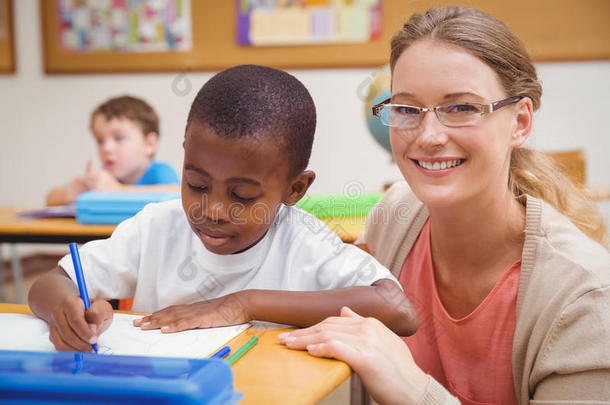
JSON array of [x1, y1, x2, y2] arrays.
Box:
[[196, 227, 233, 247]]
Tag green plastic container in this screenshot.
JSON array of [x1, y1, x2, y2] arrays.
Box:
[[296, 193, 383, 218]]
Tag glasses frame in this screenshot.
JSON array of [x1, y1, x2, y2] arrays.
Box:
[[372, 96, 523, 128]]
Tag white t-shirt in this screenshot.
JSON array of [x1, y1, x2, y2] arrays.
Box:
[[59, 199, 398, 312]]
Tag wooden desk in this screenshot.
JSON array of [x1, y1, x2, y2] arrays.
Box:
[[0, 208, 115, 244], [321, 215, 366, 244], [0, 303, 351, 405]]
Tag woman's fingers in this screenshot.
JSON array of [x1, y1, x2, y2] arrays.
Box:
[[305, 338, 366, 370], [339, 306, 363, 318], [279, 316, 365, 342], [280, 322, 374, 353]]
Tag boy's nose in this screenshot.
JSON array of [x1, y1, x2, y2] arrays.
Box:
[[100, 139, 115, 153], [206, 201, 230, 223]]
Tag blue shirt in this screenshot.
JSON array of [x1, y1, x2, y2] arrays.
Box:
[[134, 161, 180, 185]]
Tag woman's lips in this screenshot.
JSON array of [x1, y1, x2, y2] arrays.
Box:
[[410, 158, 466, 178]]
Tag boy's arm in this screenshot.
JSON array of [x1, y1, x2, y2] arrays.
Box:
[[28, 266, 113, 351], [135, 278, 417, 337], [46, 178, 88, 206], [247, 279, 416, 336], [46, 187, 70, 206]]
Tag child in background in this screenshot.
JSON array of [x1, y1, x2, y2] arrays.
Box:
[[46, 96, 180, 206], [29, 65, 417, 352]]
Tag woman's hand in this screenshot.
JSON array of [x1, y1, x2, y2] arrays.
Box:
[[278, 306, 429, 405], [133, 292, 251, 333]]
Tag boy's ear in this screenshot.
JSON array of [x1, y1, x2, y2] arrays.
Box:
[[145, 132, 159, 158], [283, 170, 315, 206]]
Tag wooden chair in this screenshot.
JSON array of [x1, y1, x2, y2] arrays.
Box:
[[545, 149, 609, 200], [545, 150, 586, 188]]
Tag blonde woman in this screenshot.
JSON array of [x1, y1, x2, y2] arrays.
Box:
[[280, 7, 610, 404]]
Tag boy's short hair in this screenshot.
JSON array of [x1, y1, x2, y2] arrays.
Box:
[[91, 96, 159, 137], [186, 64, 316, 177]]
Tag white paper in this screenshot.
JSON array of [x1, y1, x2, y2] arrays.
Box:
[[0, 313, 249, 359]]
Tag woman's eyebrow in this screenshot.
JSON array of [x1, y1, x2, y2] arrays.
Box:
[[442, 91, 484, 101]]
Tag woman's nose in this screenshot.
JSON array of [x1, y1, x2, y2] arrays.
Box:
[[415, 111, 449, 150]]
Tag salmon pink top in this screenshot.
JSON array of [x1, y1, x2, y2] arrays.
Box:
[[400, 220, 520, 405]]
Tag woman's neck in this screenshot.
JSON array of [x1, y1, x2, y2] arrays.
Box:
[[427, 188, 526, 318], [429, 188, 526, 279]]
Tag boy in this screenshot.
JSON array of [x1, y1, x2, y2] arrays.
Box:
[[29, 65, 416, 352], [45, 96, 180, 206]]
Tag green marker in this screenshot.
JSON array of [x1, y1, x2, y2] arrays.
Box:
[[226, 336, 259, 366]]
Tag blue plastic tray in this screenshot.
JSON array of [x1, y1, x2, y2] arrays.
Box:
[[75, 191, 180, 225], [0, 350, 241, 404]]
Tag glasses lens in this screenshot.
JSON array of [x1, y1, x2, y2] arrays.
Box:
[[377, 105, 420, 128], [437, 103, 482, 126]]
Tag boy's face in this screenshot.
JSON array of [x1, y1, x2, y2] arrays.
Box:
[[92, 114, 157, 184], [182, 123, 313, 255]]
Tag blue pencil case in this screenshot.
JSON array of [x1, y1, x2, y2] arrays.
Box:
[[75, 191, 180, 225], [0, 350, 241, 404]]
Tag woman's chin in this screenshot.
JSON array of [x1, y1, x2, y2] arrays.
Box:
[[408, 183, 466, 209]]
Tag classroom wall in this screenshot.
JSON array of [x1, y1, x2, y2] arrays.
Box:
[[1, 1, 609, 227]]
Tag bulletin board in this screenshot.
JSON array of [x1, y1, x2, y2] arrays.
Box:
[[40, 0, 610, 74], [0, 0, 15, 74]]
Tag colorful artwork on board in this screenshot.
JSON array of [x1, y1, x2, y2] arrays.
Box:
[[236, 0, 382, 46], [56, 0, 192, 52]]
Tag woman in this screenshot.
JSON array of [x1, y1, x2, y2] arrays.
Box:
[[279, 7, 610, 404]]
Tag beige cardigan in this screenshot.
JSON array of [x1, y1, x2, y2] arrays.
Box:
[[357, 182, 610, 404]]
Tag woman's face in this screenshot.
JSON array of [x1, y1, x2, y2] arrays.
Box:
[[389, 39, 528, 209]]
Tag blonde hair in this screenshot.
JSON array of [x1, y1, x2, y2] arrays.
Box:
[[390, 7, 608, 247]]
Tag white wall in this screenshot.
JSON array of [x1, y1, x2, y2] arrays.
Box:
[[1, 1, 609, 226]]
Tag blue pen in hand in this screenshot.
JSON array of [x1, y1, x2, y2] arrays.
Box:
[[69, 242, 98, 353]]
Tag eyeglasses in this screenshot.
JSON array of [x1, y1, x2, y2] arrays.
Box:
[[372, 96, 523, 129]]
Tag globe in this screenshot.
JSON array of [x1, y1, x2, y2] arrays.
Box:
[[364, 65, 392, 155]]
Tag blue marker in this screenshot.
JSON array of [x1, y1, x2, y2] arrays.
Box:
[[69, 242, 98, 353], [209, 346, 231, 359]]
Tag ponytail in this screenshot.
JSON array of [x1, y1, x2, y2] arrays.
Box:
[[509, 148, 608, 248]]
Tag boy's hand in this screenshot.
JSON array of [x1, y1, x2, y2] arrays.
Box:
[[85, 167, 123, 191], [65, 177, 88, 202], [133, 293, 251, 333], [48, 296, 113, 351]]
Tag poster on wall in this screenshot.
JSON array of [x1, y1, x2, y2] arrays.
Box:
[[55, 0, 192, 53], [236, 0, 382, 46]]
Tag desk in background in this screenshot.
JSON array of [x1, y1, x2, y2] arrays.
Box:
[[0, 208, 113, 303], [0, 303, 351, 405], [0, 207, 366, 303]]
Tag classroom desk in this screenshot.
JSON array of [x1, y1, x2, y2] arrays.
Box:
[[0, 208, 115, 244], [0, 208, 116, 304], [0, 303, 352, 405]]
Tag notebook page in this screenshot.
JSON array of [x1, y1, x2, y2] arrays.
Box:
[[0, 313, 249, 358]]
